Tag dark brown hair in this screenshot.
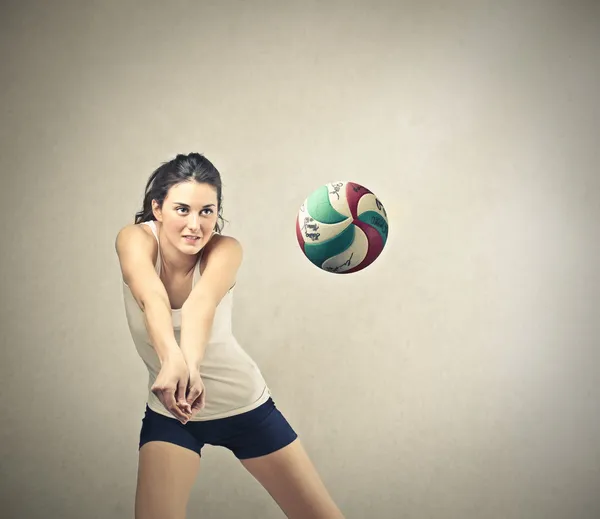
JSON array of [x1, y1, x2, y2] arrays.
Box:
[[134, 153, 226, 233]]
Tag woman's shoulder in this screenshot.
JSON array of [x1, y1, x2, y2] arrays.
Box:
[[116, 222, 155, 240], [200, 234, 243, 273], [115, 222, 158, 261], [204, 233, 242, 255]]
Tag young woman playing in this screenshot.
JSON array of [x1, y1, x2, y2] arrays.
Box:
[[115, 153, 344, 519]]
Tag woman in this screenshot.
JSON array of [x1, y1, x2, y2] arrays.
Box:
[[115, 153, 344, 519]]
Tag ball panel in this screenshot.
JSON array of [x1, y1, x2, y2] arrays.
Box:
[[297, 203, 352, 244], [356, 193, 388, 222], [345, 182, 373, 219], [357, 210, 389, 246], [295, 215, 305, 251], [326, 181, 353, 218], [343, 219, 384, 274], [303, 223, 355, 268], [306, 185, 347, 224], [321, 224, 368, 273]]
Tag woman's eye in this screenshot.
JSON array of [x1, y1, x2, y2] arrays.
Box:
[[176, 207, 213, 215]]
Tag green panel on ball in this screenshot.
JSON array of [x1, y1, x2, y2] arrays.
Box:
[[358, 211, 389, 245], [304, 223, 355, 267], [306, 185, 347, 224]]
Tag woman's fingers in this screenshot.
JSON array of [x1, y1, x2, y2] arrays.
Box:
[[149, 356, 194, 424], [186, 386, 200, 406], [191, 389, 206, 414], [153, 386, 189, 423], [176, 380, 192, 414], [185, 370, 205, 414]]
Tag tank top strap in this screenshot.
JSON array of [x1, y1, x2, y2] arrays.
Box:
[[141, 220, 158, 240], [141, 220, 161, 274]]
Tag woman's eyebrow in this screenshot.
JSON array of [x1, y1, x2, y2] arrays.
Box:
[[174, 202, 216, 208]]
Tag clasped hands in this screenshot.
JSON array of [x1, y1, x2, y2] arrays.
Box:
[[150, 349, 205, 424]]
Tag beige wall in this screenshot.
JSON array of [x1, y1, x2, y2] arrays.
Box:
[[1, 1, 599, 518]]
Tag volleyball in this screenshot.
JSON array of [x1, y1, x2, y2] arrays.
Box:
[[296, 181, 389, 273]]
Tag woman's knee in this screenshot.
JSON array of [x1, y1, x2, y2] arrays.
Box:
[[135, 441, 200, 519]]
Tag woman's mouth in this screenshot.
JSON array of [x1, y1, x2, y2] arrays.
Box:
[[183, 235, 201, 244]]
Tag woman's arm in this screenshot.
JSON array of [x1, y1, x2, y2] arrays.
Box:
[[115, 224, 180, 365], [180, 235, 243, 368]]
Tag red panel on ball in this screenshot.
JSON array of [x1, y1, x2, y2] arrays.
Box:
[[345, 182, 372, 219], [295, 216, 305, 252], [343, 220, 384, 273]]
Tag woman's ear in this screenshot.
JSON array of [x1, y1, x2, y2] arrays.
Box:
[[151, 199, 162, 222]]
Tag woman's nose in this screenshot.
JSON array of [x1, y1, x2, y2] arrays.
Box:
[[187, 215, 200, 230]]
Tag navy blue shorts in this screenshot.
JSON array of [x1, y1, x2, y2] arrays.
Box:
[[138, 397, 298, 459]]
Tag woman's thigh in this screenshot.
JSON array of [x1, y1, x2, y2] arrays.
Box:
[[240, 439, 344, 519], [135, 441, 200, 519]]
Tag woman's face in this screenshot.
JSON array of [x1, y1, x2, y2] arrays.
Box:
[[152, 181, 219, 254]]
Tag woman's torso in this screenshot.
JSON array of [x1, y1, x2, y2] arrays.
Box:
[[121, 220, 270, 421]]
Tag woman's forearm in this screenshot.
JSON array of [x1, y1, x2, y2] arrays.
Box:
[[180, 299, 216, 369], [143, 296, 181, 365]]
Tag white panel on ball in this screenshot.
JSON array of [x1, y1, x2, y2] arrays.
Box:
[[321, 225, 369, 273], [326, 181, 353, 218], [297, 203, 353, 244], [356, 193, 388, 220]]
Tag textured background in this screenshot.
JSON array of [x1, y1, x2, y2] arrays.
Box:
[[1, 0, 599, 517]]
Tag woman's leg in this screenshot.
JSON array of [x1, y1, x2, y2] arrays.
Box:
[[240, 439, 344, 519], [135, 441, 200, 519]]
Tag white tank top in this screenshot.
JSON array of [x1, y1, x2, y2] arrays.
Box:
[[122, 220, 270, 421]]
